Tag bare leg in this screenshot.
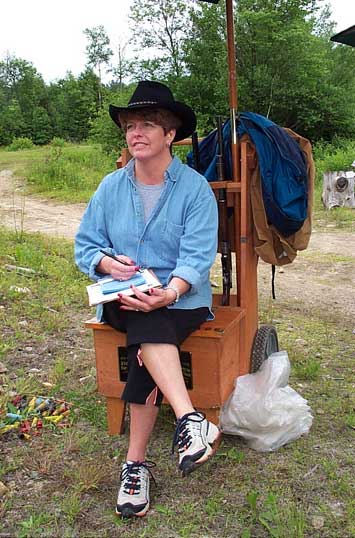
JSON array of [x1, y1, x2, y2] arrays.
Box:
[[141, 343, 194, 419], [126, 401, 159, 462]]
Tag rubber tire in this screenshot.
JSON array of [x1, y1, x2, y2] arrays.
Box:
[[251, 324, 279, 373]]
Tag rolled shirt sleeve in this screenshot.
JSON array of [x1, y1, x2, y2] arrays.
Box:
[[75, 178, 117, 281]]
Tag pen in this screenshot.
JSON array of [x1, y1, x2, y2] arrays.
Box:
[[99, 250, 143, 272]]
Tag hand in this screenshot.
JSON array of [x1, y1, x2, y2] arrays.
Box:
[[118, 286, 177, 312], [99, 254, 139, 281]]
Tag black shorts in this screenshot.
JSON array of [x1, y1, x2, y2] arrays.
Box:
[[103, 303, 208, 406]]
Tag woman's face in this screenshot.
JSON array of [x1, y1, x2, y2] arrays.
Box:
[[125, 116, 175, 162]]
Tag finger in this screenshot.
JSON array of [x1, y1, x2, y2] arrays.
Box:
[[111, 265, 138, 281], [130, 284, 151, 301], [117, 255, 135, 266], [148, 287, 165, 297], [120, 305, 143, 311], [118, 293, 145, 310]]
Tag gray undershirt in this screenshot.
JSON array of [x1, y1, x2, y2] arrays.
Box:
[[136, 180, 166, 222]]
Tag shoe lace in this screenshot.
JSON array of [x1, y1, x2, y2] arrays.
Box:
[[171, 411, 205, 455], [120, 461, 156, 495]]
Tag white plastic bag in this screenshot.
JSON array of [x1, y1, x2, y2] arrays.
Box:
[[220, 351, 313, 452]]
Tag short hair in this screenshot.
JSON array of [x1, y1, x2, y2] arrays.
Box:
[[118, 108, 182, 135]]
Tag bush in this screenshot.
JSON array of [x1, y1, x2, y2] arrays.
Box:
[[313, 138, 355, 185], [50, 137, 66, 148], [27, 144, 116, 202], [8, 137, 34, 151]]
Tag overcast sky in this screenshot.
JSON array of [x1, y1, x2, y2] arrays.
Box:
[[0, 0, 353, 83]]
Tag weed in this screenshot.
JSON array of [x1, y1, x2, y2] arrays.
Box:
[[205, 491, 225, 517], [26, 144, 115, 202], [9, 137, 34, 151], [224, 446, 246, 463], [293, 359, 321, 380], [246, 489, 259, 520], [18, 512, 53, 538], [48, 357, 67, 387], [246, 491, 306, 538], [345, 411, 355, 430], [1, 227, 354, 538], [61, 490, 82, 524], [70, 459, 108, 493], [65, 388, 107, 429], [76, 432, 102, 454], [155, 504, 174, 516]]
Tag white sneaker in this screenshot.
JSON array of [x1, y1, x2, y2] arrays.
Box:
[[116, 461, 155, 518], [172, 412, 222, 476]]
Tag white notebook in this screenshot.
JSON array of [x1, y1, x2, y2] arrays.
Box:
[[86, 269, 162, 306]]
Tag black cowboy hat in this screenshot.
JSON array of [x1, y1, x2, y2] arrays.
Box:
[[109, 80, 196, 142]]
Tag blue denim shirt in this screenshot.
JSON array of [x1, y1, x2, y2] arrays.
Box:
[[75, 156, 218, 320]]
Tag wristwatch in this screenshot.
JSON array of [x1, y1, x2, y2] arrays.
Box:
[[164, 283, 180, 304]]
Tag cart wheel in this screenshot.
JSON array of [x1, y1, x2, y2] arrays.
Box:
[[251, 325, 279, 373]]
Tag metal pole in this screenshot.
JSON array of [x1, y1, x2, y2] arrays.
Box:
[[225, 0, 242, 305], [225, 0, 239, 182]]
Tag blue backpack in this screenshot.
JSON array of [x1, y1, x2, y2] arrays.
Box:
[[187, 112, 308, 238]]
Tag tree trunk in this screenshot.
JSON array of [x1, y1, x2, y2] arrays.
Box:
[[322, 171, 355, 209]]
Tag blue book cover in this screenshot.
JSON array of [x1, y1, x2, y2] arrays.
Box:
[[100, 274, 146, 295]]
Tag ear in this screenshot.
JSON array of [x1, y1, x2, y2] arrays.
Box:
[[167, 129, 176, 142]]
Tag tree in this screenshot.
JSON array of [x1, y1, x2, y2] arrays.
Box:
[[31, 106, 52, 145], [233, 0, 355, 139], [129, 0, 192, 80], [0, 54, 49, 144], [0, 98, 27, 145], [180, 0, 355, 140], [48, 69, 101, 141], [84, 25, 113, 106], [109, 41, 131, 90], [180, 1, 229, 132], [89, 84, 134, 154]]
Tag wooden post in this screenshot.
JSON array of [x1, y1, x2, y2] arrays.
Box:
[[238, 139, 258, 374]]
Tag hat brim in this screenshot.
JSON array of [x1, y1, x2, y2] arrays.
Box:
[[109, 101, 196, 142]]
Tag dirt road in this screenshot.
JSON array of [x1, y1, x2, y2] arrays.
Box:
[[1, 168, 355, 323]]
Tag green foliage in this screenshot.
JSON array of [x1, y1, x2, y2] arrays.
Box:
[[26, 144, 115, 202], [84, 25, 113, 81], [2, 1, 355, 147], [294, 359, 321, 380], [129, 0, 355, 140], [0, 54, 49, 145], [89, 86, 134, 154], [0, 227, 354, 537], [129, 0, 190, 79], [0, 98, 28, 145], [179, 0, 229, 132], [31, 105, 52, 145], [245, 490, 306, 537], [8, 136, 34, 151], [313, 137, 355, 184], [48, 69, 101, 142]]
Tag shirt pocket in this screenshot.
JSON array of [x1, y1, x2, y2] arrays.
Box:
[[160, 220, 184, 263]]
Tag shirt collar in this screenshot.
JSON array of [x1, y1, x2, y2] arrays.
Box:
[[125, 156, 181, 184]]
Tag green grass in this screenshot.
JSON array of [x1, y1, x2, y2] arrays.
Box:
[[0, 229, 354, 538], [313, 183, 355, 232], [0, 143, 116, 203], [312, 138, 355, 232], [0, 141, 354, 536], [1, 140, 355, 233]]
